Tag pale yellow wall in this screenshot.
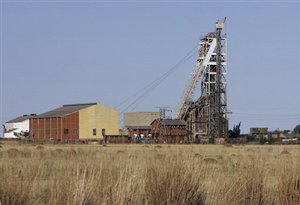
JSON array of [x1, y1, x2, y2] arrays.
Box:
[[79, 104, 118, 139]]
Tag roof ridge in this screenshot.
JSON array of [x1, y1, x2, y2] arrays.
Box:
[[5, 115, 33, 123], [33, 103, 98, 118], [63, 103, 97, 107]]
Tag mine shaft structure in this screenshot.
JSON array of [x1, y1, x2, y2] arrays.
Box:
[[176, 19, 228, 141]]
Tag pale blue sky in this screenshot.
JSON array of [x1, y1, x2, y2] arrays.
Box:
[[1, 0, 300, 134]]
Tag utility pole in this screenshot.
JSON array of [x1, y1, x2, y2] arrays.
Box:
[[156, 106, 172, 142], [156, 106, 172, 120]]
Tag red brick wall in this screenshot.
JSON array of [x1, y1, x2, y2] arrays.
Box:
[[159, 126, 186, 143], [62, 113, 79, 140], [150, 120, 187, 143], [30, 112, 79, 141], [128, 129, 152, 138], [161, 127, 186, 136], [150, 120, 160, 137], [108, 136, 129, 143]]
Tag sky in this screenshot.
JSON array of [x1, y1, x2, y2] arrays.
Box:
[[1, 0, 300, 134]]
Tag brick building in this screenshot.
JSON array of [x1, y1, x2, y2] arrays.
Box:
[[123, 112, 160, 143], [30, 103, 118, 142], [127, 126, 152, 143], [151, 119, 187, 143]]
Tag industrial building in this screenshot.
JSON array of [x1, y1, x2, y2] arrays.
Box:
[[30, 103, 118, 142], [3, 114, 36, 138], [124, 112, 160, 139], [250, 127, 268, 136], [151, 119, 186, 143], [124, 112, 160, 127]]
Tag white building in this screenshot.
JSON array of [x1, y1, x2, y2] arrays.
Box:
[[2, 114, 35, 138]]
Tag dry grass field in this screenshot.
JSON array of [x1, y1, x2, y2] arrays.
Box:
[[0, 143, 299, 205]]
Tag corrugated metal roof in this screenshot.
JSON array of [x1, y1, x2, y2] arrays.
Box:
[[151, 119, 186, 126], [124, 112, 160, 127], [33, 103, 97, 118], [6, 115, 34, 123], [127, 126, 151, 130], [162, 119, 186, 126]]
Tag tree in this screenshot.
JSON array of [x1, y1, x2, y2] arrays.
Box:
[[267, 133, 274, 144], [293, 125, 300, 134], [259, 134, 266, 145], [229, 122, 241, 138]]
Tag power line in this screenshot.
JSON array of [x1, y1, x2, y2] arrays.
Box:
[[124, 50, 197, 112], [116, 44, 198, 109], [117, 44, 198, 115]]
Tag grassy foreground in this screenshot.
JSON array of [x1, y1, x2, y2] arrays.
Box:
[[0, 144, 299, 205]]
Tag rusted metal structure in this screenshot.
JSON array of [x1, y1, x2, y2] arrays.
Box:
[[176, 19, 228, 142]]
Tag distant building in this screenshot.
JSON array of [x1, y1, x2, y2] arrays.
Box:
[[127, 126, 152, 143], [250, 127, 268, 136], [277, 132, 300, 143], [30, 103, 118, 142], [3, 114, 36, 138], [151, 119, 186, 143], [124, 112, 160, 139], [124, 112, 160, 127]]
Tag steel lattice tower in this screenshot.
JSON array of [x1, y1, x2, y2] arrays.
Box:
[[176, 19, 228, 141]]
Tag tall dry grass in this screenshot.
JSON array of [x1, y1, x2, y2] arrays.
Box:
[[0, 144, 299, 205], [145, 157, 205, 205]]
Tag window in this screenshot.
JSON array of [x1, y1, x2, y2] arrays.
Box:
[[102, 129, 106, 136], [93, 129, 96, 136], [73, 129, 78, 135], [64, 129, 69, 135]]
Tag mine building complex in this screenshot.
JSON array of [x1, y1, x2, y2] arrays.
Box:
[[2, 20, 232, 144]]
